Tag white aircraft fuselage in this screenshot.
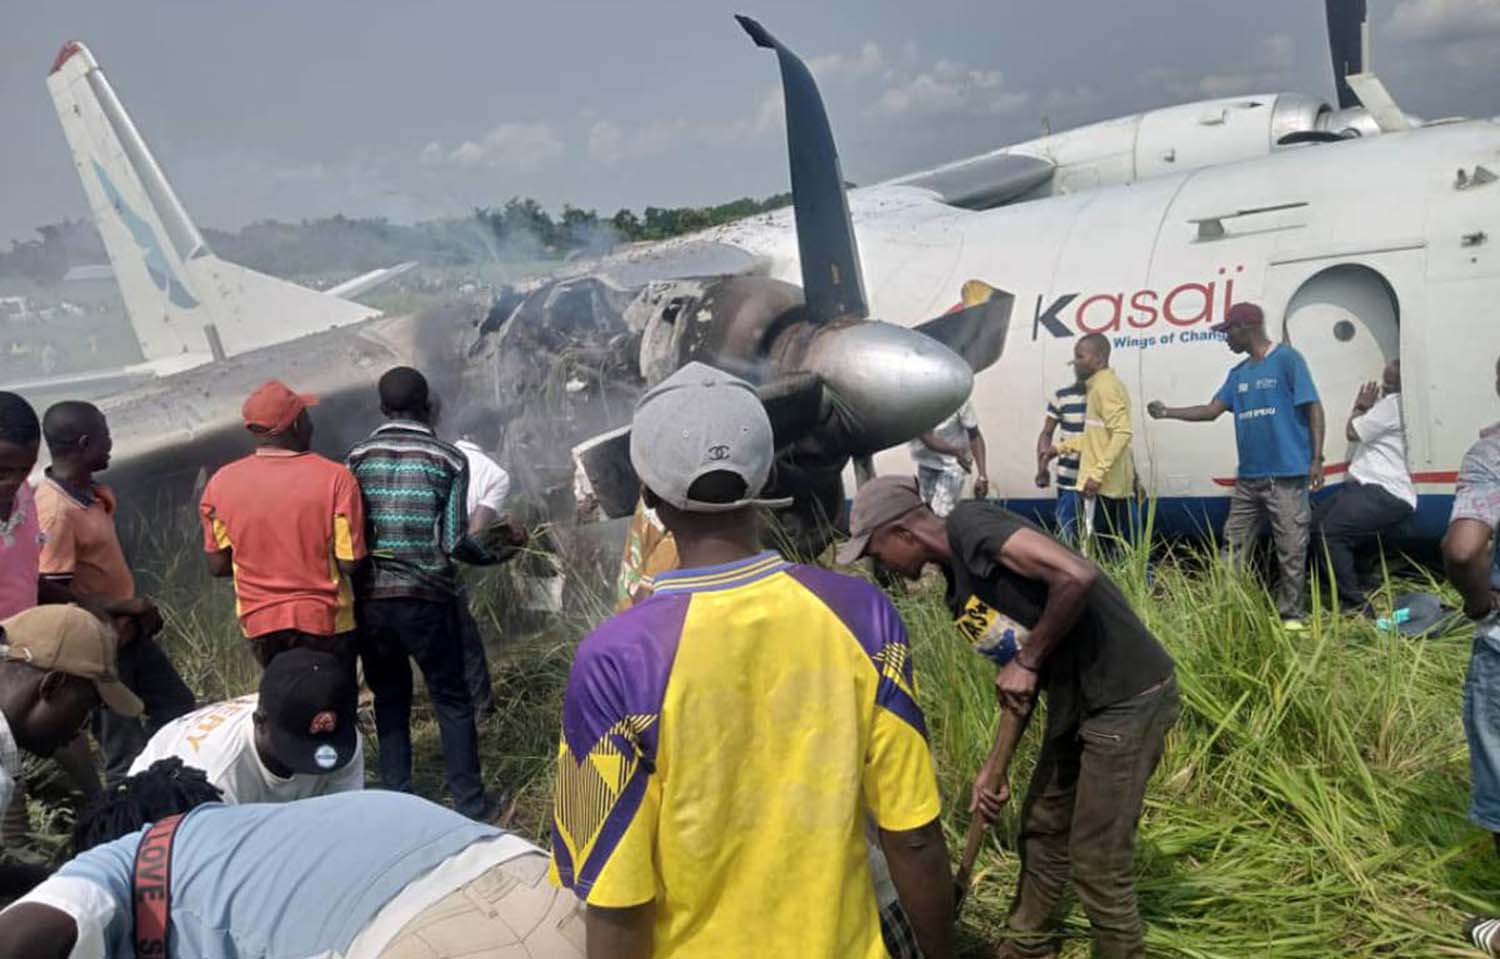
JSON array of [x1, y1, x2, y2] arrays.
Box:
[[692, 114, 1500, 539]]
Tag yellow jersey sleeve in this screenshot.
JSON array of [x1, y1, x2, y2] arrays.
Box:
[[865, 706, 942, 832]]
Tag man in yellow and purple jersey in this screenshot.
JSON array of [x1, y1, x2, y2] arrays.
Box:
[[549, 362, 953, 959]]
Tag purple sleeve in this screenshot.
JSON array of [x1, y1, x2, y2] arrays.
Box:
[[551, 594, 689, 899]]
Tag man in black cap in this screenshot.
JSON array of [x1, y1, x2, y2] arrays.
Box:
[[126, 648, 362, 804], [841, 475, 1176, 959], [1148, 301, 1325, 628]]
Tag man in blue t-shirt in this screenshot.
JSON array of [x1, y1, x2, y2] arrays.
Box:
[[0, 760, 583, 959], [1148, 302, 1325, 626]]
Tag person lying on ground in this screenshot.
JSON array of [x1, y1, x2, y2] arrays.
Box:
[[841, 475, 1177, 959], [551, 362, 953, 959], [0, 605, 140, 901], [126, 648, 362, 804], [0, 759, 585, 959]]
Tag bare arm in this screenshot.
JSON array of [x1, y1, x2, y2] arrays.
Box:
[[206, 548, 234, 578], [879, 818, 954, 959], [1305, 401, 1326, 491], [586, 903, 653, 959], [969, 428, 989, 496], [1147, 398, 1228, 422], [1445, 518, 1498, 620], [0, 903, 77, 959], [1035, 418, 1058, 486], [992, 528, 1100, 712], [468, 504, 500, 535], [1345, 382, 1379, 444]]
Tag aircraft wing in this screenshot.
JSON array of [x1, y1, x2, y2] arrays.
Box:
[[325, 261, 419, 300]]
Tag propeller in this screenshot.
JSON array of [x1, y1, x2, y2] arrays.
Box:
[[572, 17, 1015, 533], [1325, 0, 1368, 110]]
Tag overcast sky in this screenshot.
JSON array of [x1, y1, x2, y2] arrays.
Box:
[[3, 0, 1498, 244]]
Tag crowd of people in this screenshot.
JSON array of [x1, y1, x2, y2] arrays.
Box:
[[0, 296, 1493, 957]]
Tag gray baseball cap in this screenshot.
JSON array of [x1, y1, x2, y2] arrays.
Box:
[[836, 474, 926, 565], [630, 361, 793, 513]]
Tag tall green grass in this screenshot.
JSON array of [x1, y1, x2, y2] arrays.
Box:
[[909, 538, 1492, 957], [30, 522, 1499, 957]]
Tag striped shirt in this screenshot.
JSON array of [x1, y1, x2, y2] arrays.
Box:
[[1047, 384, 1086, 490], [347, 421, 469, 602]]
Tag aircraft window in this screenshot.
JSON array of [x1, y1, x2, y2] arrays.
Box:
[[1333, 319, 1356, 342]]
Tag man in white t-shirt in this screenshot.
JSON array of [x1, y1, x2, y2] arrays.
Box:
[[1311, 359, 1417, 612], [127, 648, 362, 803], [908, 399, 988, 518], [452, 413, 515, 721]]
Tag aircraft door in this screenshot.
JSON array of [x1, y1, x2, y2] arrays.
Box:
[[1269, 262, 1405, 477]]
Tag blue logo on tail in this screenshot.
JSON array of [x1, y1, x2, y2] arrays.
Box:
[[92, 160, 198, 309]]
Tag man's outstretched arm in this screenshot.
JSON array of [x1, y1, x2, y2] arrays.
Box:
[[1146, 397, 1228, 422], [880, 817, 954, 959]]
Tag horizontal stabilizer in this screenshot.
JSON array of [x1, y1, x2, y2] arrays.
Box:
[[326, 261, 418, 300]]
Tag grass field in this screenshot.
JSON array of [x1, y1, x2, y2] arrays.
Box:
[[22, 524, 1500, 957]]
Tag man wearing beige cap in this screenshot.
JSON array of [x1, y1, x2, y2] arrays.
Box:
[[840, 476, 1175, 959], [199, 381, 367, 667], [0, 604, 138, 897]]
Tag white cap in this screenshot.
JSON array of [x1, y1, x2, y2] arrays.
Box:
[[629, 362, 793, 513]]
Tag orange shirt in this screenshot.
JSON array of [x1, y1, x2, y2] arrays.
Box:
[[199, 450, 367, 638], [35, 476, 135, 602]]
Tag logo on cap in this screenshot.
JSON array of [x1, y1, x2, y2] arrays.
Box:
[[309, 710, 338, 735], [707, 444, 731, 461], [314, 744, 338, 770]]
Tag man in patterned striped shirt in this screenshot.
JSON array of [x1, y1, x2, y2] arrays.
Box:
[[1037, 379, 1086, 542], [347, 367, 493, 820]]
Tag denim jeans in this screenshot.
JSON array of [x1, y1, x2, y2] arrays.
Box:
[[358, 598, 486, 818], [1464, 621, 1500, 832], [1055, 489, 1082, 546]]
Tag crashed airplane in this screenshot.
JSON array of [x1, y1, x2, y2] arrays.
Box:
[[36, 28, 1006, 554]]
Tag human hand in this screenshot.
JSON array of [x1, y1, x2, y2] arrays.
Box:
[[994, 659, 1039, 714], [1147, 400, 1166, 420], [974, 475, 990, 498], [1034, 469, 1050, 489], [1354, 381, 1380, 412], [1082, 476, 1101, 497], [1309, 458, 1325, 492], [968, 768, 1011, 825]]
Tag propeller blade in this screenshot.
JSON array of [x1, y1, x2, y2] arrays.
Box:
[[737, 15, 868, 324], [914, 280, 1015, 374], [1325, 0, 1368, 110]]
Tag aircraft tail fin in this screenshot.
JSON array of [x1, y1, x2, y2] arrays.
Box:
[[46, 42, 376, 363]]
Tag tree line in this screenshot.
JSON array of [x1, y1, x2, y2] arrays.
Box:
[[0, 192, 793, 286]]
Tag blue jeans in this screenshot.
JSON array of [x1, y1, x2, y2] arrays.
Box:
[[1464, 624, 1500, 832], [1055, 489, 1082, 545], [359, 598, 486, 818]]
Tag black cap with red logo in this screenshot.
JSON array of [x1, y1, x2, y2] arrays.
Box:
[[258, 649, 358, 775]]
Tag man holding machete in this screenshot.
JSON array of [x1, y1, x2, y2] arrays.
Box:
[[840, 476, 1177, 959]]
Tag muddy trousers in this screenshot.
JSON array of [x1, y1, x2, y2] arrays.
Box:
[[1222, 476, 1310, 620], [998, 678, 1180, 959]]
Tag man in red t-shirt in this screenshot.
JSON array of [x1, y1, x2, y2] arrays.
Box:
[[199, 381, 367, 667]]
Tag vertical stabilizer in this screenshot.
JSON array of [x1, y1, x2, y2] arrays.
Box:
[[46, 42, 377, 364]]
